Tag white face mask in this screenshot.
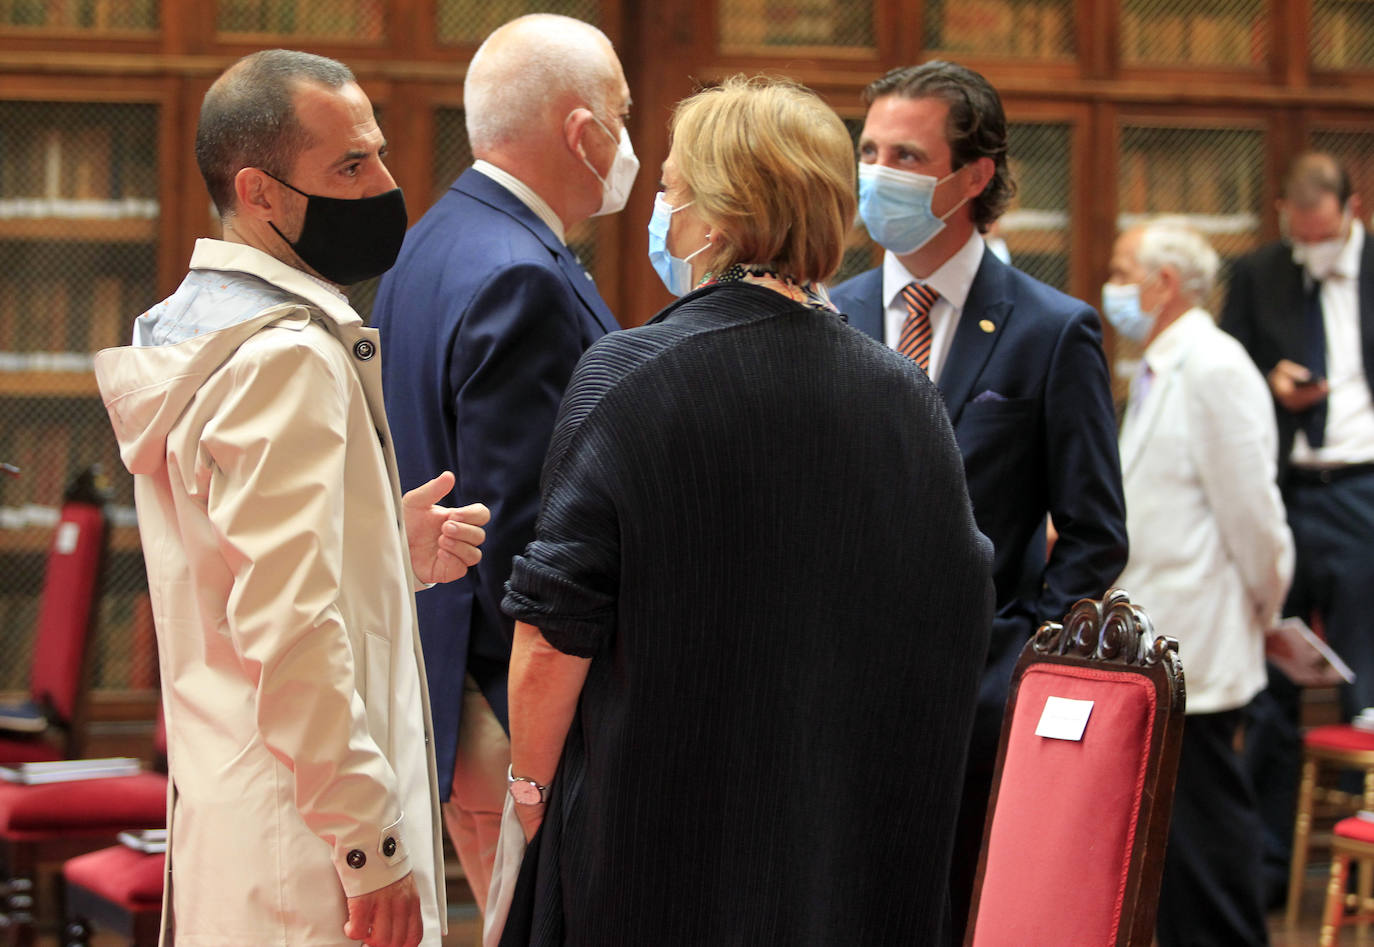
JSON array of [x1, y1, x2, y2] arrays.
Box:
[[857, 162, 967, 255], [1100, 281, 1156, 344], [1290, 207, 1353, 279], [579, 114, 639, 218], [647, 193, 711, 296]]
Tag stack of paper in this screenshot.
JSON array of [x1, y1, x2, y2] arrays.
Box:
[[0, 757, 141, 785]]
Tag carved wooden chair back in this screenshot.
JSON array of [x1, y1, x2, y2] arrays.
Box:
[[964, 589, 1186, 947]]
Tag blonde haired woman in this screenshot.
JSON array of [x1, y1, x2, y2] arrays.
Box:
[[498, 76, 993, 946]]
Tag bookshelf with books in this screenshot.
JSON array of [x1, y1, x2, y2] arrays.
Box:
[[1312, 0, 1374, 71], [0, 87, 160, 704], [1119, 0, 1268, 70], [216, 0, 386, 44], [0, 0, 157, 33], [924, 0, 1073, 60]]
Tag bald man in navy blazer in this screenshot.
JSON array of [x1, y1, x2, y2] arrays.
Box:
[[831, 61, 1126, 941], [370, 14, 632, 914]]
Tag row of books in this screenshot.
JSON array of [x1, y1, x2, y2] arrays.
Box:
[[0, 0, 154, 30], [1007, 153, 1070, 212], [718, 0, 873, 49], [1119, 143, 1262, 218], [0, 121, 158, 203], [1312, 6, 1374, 70], [931, 0, 1069, 59], [218, 0, 384, 38], [436, 1, 597, 45], [1121, 8, 1267, 67], [0, 274, 137, 354]]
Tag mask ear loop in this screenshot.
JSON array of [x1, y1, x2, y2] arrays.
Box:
[[936, 165, 972, 223]]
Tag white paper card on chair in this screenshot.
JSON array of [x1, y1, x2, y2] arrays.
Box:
[[1034, 696, 1094, 741], [55, 520, 79, 555]]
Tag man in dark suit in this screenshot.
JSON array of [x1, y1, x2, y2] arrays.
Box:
[[1221, 152, 1374, 903], [830, 60, 1127, 940], [369, 13, 633, 913]]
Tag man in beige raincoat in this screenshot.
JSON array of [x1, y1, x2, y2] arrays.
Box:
[[95, 49, 489, 947]]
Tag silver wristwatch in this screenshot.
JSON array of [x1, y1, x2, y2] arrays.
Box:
[[507, 764, 549, 805]]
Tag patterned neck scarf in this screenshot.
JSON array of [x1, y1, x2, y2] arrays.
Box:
[[701, 262, 838, 313]]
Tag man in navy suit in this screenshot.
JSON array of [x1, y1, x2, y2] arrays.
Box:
[[830, 61, 1127, 940], [1222, 153, 1374, 905], [369, 13, 633, 912]]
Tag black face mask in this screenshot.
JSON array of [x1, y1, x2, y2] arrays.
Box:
[[263, 170, 408, 285]]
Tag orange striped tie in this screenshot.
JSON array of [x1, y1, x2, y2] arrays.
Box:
[[899, 282, 938, 372]]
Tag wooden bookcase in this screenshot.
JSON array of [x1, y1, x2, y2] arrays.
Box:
[[4, 0, 1374, 719]]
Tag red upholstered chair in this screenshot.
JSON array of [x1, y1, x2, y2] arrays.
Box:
[[0, 766, 166, 945], [0, 475, 110, 765], [62, 846, 163, 947], [60, 715, 168, 947], [1318, 815, 1374, 945], [1287, 724, 1374, 928], [964, 589, 1186, 947]]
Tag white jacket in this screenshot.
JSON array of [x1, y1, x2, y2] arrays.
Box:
[[1118, 307, 1294, 714], [95, 239, 445, 945]]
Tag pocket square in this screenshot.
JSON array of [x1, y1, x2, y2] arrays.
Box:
[[973, 389, 1007, 403]]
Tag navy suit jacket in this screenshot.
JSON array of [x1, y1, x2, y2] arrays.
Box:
[[1220, 236, 1374, 478], [372, 168, 618, 798], [832, 251, 1127, 759]]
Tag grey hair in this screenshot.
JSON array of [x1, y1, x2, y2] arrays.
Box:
[[1137, 216, 1220, 302], [464, 14, 618, 154], [196, 49, 355, 217]]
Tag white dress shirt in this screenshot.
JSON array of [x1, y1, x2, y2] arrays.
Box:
[[1293, 219, 1374, 467], [472, 159, 566, 245], [880, 230, 986, 382], [1118, 307, 1294, 713]]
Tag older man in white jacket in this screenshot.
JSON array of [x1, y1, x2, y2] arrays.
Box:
[[95, 50, 488, 947], [1106, 218, 1294, 947]]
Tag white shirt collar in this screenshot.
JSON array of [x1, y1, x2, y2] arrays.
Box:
[[1333, 218, 1366, 281], [472, 160, 566, 244], [881, 229, 986, 310]]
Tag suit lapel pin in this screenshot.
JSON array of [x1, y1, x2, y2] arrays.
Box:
[[979, 319, 995, 334]]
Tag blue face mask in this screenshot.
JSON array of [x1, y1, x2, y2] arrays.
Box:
[[647, 192, 711, 296], [1100, 282, 1155, 343], [858, 163, 967, 255]]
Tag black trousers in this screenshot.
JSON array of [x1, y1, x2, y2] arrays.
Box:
[[1157, 709, 1270, 947], [1285, 470, 1374, 717], [1244, 469, 1374, 904]]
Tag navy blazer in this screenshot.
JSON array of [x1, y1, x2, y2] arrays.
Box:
[[1220, 236, 1374, 477], [372, 167, 618, 798], [832, 251, 1127, 752]]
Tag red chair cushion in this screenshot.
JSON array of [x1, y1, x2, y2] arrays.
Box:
[[0, 772, 165, 838], [1306, 724, 1374, 753], [1335, 816, 1374, 845], [971, 664, 1157, 947], [63, 845, 164, 909], [0, 737, 62, 764], [29, 502, 105, 723]]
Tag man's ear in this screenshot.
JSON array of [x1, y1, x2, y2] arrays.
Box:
[[563, 107, 594, 160], [965, 156, 996, 198], [234, 167, 277, 221]]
